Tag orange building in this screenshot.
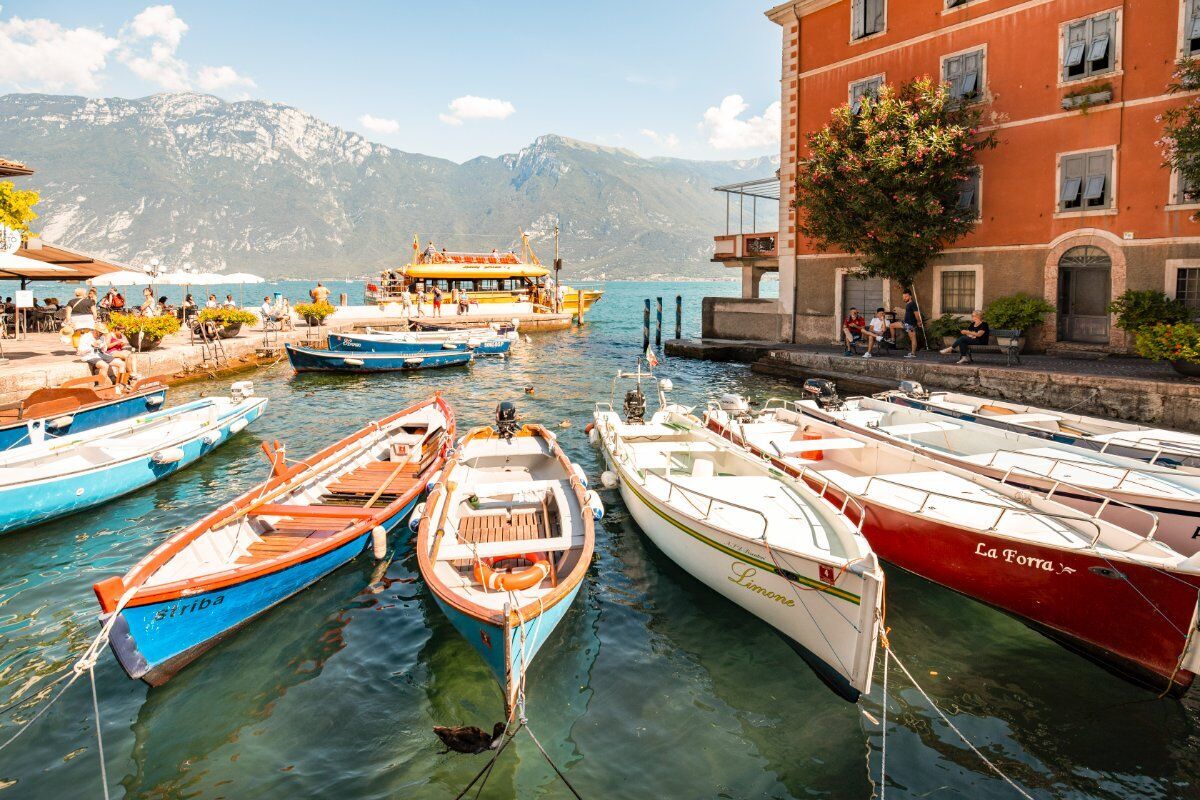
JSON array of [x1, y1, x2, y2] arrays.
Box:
[[710, 0, 1200, 354]]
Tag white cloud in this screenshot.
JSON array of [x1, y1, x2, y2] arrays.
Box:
[[197, 65, 255, 91], [358, 113, 399, 135], [700, 95, 781, 151], [640, 129, 680, 149], [438, 95, 515, 126], [127, 5, 187, 48], [0, 13, 119, 92]]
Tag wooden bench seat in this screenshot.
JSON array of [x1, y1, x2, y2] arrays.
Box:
[[249, 504, 374, 519], [327, 460, 423, 497]]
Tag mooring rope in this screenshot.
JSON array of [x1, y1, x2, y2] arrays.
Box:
[[89, 666, 110, 800]]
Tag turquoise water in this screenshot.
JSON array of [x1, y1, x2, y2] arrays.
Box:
[[0, 280, 1195, 799]]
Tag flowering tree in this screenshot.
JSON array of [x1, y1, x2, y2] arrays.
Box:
[[1161, 57, 1200, 219], [795, 77, 997, 290]]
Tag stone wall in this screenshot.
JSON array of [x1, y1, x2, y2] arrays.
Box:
[[701, 297, 785, 341]]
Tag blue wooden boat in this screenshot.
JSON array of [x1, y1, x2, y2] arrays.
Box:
[[328, 331, 512, 356], [285, 343, 473, 373], [417, 413, 597, 717], [0, 383, 267, 534], [0, 375, 169, 451], [94, 395, 456, 685]]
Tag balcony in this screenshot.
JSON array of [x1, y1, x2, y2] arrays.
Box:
[[713, 232, 778, 261], [712, 176, 780, 301]]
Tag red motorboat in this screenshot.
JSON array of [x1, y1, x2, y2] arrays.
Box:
[[705, 396, 1200, 696]]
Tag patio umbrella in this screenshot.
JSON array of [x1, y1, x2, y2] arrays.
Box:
[[221, 272, 265, 284], [88, 270, 153, 286]]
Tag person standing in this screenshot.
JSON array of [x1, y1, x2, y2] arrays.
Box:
[[140, 288, 158, 316], [310, 282, 330, 304], [65, 287, 97, 331], [888, 289, 923, 359], [432, 285, 443, 317]]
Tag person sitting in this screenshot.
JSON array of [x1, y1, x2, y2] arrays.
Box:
[[260, 296, 282, 326], [941, 310, 990, 365], [139, 288, 158, 316], [158, 296, 172, 316], [206, 293, 218, 309], [100, 323, 139, 380], [841, 307, 866, 356], [223, 294, 237, 308], [279, 298, 295, 331], [861, 308, 891, 359], [77, 323, 125, 387], [180, 293, 198, 321]]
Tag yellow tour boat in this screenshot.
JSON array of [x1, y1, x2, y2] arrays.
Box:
[[364, 232, 603, 316]]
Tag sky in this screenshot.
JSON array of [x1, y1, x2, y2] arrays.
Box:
[[0, 1, 783, 163]]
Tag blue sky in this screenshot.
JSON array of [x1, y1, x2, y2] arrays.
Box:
[[0, 1, 782, 163]]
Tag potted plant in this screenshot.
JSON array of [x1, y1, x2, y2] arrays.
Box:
[[1061, 81, 1113, 112], [983, 293, 1055, 351], [1134, 323, 1200, 377], [197, 307, 257, 339], [107, 311, 182, 352], [294, 301, 334, 327], [927, 313, 967, 348], [1107, 290, 1190, 334]]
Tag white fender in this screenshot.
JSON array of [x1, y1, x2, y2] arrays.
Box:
[[229, 418, 249, 434], [343, 358, 365, 367], [371, 525, 387, 559], [570, 463, 589, 489], [587, 427, 599, 446], [200, 431, 221, 445], [151, 447, 185, 465], [599, 470, 618, 489], [409, 502, 426, 533], [145, 395, 164, 406], [404, 357, 423, 366], [425, 471, 442, 492], [584, 489, 604, 521], [47, 415, 75, 429]]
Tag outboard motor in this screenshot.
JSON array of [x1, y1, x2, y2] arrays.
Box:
[[717, 393, 754, 422], [496, 401, 519, 440], [623, 388, 647, 424], [802, 378, 841, 410], [898, 380, 928, 399]]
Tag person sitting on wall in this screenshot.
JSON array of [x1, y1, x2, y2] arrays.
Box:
[[861, 308, 891, 359], [941, 309, 990, 365], [841, 307, 866, 356], [888, 289, 923, 359]]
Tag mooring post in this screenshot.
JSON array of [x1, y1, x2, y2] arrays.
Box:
[[675, 294, 682, 339], [643, 299, 650, 350], [339, 292, 348, 307], [577, 289, 585, 324], [655, 297, 662, 346]]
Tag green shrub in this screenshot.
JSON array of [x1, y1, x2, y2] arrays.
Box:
[[294, 301, 335, 322], [983, 293, 1055, 331], [927, 313, 967, 339], [197, 307, 258, 327], [1106, 290, 1190, 332], [1134, 323, 1200, 364], [107, 312, 181, 338]]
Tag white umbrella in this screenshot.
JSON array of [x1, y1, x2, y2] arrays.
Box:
[[221, 272, 265, 284], [88, 270, 153, 286], [155, 270, 220, 286]]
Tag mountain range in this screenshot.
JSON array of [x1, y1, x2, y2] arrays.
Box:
[[0, 92, 779, 280]]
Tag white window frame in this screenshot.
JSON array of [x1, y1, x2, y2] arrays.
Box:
[[848, 73, 886, 112], [932, 264, 983, 317], [1181, 0, 1200, 57], [940, 44, 988, 104], [1165, 260, 1200, 320], [1058, 8, 1122, 87], [944, 0, 988, 14], [849, 0, 887, 44], [1053, 145, 1118, 218], [1168, 168, 1200, 210]]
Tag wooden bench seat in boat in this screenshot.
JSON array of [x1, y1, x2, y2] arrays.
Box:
[[326, 460, 422, 497], [248, 504, 375, 519]]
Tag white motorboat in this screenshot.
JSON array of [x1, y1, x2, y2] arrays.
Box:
[[591, 368, 882, 702]]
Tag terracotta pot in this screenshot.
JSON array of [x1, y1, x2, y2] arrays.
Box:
[[304, 315, 322, 327], [217, 322, 242, 339], [1170, 360, 1200, 378], [129, 333, 162, 352]]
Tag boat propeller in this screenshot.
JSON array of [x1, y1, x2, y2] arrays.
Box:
[[802, 378, 842, 410]]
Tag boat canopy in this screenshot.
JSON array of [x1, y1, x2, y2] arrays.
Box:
[[401, 262, 549, 280]]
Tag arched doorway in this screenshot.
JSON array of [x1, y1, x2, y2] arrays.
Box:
[[1056, 245, 1111, 343]]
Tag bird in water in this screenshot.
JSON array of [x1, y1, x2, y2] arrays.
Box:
[[524, 385, 535, 395], [524, 334, 532, 343], [433, 722, 507, 755]]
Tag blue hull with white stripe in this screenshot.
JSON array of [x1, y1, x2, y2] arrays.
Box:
[[105, 497, 418, 685], [285, 344, 473, 372], [328, 332, 511, 356], [0, 385, 168, 451], [0, 398, 267, 534]]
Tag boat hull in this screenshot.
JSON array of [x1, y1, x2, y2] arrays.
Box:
[[707, 418, 1200, 695], [285, 344, 472, 373], [107, 497, 418, 685], [885, 393, 1200, 470], [0, 385, 168, 451], [0, 399, 266, 534], [603, 446, 872, 703], [327, 333, 510, 356]]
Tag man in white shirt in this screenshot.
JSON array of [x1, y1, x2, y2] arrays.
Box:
[[861, 308, 890, 358]]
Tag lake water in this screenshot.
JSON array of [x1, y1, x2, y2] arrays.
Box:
[[0, 280, 1193, 799]]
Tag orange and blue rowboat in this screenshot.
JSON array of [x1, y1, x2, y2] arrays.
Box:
[[93, 395, 455, 685]]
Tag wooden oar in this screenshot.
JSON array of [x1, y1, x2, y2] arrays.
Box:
[[362, 459, 409, 510], [428, 479, 458, 563]]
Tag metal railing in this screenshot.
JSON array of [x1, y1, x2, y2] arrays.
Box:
[[1097, 434, 1200, 465], [977, 447, 1186, 495], [1001, 467, 1161, 547]]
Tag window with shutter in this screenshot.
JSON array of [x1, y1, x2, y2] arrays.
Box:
[[851, 0, 865, 39], [867, 0, 885, 36], [849, 76, 883, 113], [1084, 151, 1111, 207], [1060, 154, 1085, 210], [852, 0, 884, 39], [1063, 13, 1117, 81], [943, 50, 983, 102], [945, 0, 970, 8], [956, 169, 981, 218], [1179, 170, 1200, 204], [1188, 0, 1200, 54]]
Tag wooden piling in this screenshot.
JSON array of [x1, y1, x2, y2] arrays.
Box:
[[655, 297, 662, 346], [675, 295, 682, 339], [577, 289, 585, 324], [339, 293, 348, 306], [643, 299, 651, 350]]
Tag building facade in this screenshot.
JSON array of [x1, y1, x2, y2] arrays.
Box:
[[710, 0, 1200, 353]]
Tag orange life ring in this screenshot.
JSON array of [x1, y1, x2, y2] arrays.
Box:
[[474, 552, 551, 591]]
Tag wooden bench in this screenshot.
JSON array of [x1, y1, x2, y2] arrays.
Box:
[[960, 328, 1022, 366]]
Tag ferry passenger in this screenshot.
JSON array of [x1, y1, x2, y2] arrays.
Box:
[[400, 290, 414, 317], [415, 289, 425, 316], [424, 241, 437, 263]]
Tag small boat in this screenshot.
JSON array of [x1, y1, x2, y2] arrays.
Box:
[[417, 403, 596, 717], [0, 374, 169, 450], [411, 319, 518, 335], [0, 382, 266, 534], [94, 395, 454, 684], [364, 325, 517, 343], [882, 381, 1200, 471], [285, 343, 473, 373], [705, 392, 1200, 696], [328, 330, 512, 356], [798, 381, 1200, 559], [592, 369, 882, 702]]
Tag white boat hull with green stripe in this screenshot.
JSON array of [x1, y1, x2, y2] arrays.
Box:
[[593, 400, 883, 703]]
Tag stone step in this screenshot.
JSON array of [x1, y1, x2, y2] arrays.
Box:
[[1045, 343, 1111, 361]]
